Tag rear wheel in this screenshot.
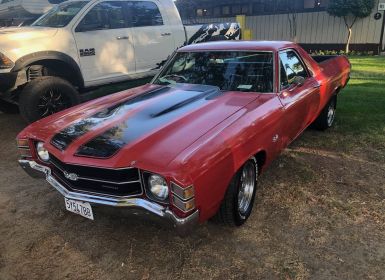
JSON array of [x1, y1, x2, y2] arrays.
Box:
[[19, 76, 80, 123], [217, 158, 258, 226], [313, 96, 337, 130]]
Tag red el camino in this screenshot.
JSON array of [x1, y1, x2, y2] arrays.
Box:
[[17, 41, 350, 234]]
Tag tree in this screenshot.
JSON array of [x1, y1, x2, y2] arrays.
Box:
[[287, 4, 298, 42], [327, 0, 375, 53]]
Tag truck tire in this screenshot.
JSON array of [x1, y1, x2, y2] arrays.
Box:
[[217, 158, 258, 226], [0, 99, 19, 114], [312, 96, 337, 131], [19, 76, 80, 123]]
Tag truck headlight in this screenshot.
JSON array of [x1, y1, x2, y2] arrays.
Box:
[[0, 53, 14, 69], [36, 142, 50, 162], [148, 174, 169, 200]]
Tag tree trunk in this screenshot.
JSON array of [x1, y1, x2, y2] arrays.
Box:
[[346, 27, 352, 54]]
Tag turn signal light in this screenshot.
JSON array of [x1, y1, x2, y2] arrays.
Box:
[[18, 148, 32, 158], [171, 183, 195, 200], [17, 139, 30, 148], [0, 53, 14, 69], [171, 182, 196, 212], [17, 138, 32, 158], [172, 196, 195, 213]]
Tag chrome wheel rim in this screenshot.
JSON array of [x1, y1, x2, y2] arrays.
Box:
[[327, 102, 336, 127], [237, 161, 256, 215], [37, 88, 70, 118]]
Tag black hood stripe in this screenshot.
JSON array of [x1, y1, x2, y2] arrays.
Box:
[[75, 85, 221, 158], [50, 86, 169, 151]]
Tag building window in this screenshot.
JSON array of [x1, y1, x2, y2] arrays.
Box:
[[276, 0, 289, 11], [253, 2, 264, 14], [213, 6, 221, 16], [241, 4, 249, 14], [222, 5, 230, 16], [264, 1, 275, 12], [304, 0, 328, 9], [196, 8, 209, 17], [232, 4, 241, 15]]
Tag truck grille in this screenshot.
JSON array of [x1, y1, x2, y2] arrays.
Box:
[[49, 155, 143, 197]]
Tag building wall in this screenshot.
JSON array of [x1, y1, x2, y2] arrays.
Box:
[[183, 9, 385, 53]]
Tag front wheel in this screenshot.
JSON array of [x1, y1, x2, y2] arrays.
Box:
[[217, 158, 258, 226], [312, 96, 337, 130], [19, 76, 80, 123]]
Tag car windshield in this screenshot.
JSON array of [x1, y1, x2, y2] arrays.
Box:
[[32, 1, 88, 28], [153, 51, 274, 93]]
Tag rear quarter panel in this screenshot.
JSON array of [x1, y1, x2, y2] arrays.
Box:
[[298, 47, 351, 115]]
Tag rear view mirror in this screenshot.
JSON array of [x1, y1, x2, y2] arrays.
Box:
[[293, 76, 305, 87]]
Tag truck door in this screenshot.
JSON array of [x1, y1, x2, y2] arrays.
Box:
[[73, 1, 135, 86], [278, 49, 320, 143], [126, 1, 175, 73]]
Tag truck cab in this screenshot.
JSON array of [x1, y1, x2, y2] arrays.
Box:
[[0, 0, 240, 122]]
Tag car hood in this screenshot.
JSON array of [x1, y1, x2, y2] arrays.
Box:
[[21, 84, 259, 170], [0, 27, 58, 58]]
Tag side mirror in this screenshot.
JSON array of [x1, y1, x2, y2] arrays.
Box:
[[293, 76, 305, 87]]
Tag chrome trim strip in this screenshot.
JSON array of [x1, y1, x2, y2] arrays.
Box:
[[49, 156, 137, 170], [53, 171, 145, 200], [50, 160, 142, 185], [18, 160, 199, 234]]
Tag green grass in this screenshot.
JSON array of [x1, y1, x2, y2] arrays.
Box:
[[337, 57, 385, 145], [300, 56, 385, 163]]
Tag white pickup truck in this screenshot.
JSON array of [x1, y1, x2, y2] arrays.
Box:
[[0, 0, 240, 122]]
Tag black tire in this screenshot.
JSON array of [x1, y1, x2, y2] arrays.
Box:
[[217, 158, 258, 226], [19, 76, 80, 123], [312, 96, 337, 131], [0, 99, 19, 114]]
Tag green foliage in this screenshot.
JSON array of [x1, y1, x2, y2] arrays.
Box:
[[327, 0, 375, 19], [310, 50, 374, 56]]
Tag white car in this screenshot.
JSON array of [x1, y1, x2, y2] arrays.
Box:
[[0, 0, 240, 122]]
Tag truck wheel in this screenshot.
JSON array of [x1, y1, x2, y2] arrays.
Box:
[[217, 158, 258, 226], [312, 96, 337, 131], [19, 76, 80, 123], [0, 99, 19, 114]]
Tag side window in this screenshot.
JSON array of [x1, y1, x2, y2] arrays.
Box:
[[128, 1, 164, 27], [76, 2, 126, 32], [280, 61, 289, 89], [279, 50, 309, 90]]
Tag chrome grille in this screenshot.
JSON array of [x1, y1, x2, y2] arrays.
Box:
[[49, 155, 143, 197]]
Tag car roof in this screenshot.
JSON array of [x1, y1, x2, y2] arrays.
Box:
[[179, 40, 296, 52]]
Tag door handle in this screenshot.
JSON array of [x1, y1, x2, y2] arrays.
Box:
[[313, 84, 322, 89], [161, 32, 171, 36], [116, 36, 129, 40]]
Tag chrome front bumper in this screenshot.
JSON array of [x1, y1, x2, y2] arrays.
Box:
[[19, 160, 199, 234]]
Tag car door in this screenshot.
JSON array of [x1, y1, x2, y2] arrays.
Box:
[[73, 1, 135, 86], [278, 49, 321, 143], [126, 1, 175, 73]]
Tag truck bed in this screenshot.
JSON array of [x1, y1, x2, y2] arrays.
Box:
[[311, 55, 339, 64]]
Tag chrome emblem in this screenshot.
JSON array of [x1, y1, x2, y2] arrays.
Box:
[[63, 171, 79, 181]]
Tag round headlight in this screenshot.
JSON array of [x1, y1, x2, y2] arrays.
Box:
[[148, 174, 169, 200], [36, 142, 50, 162]]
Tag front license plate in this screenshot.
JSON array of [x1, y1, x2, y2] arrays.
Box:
[[65, 198, 94, 220]]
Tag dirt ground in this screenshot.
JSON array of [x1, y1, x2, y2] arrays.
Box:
[[0, 110, 384, 280]]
